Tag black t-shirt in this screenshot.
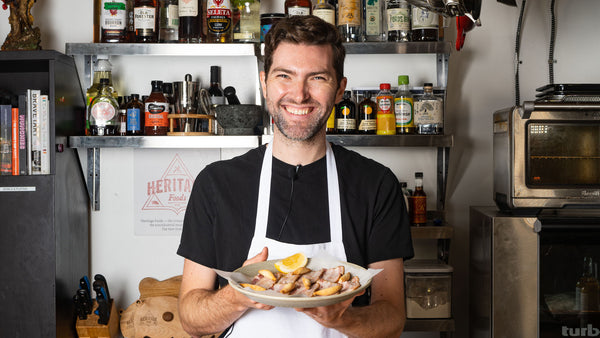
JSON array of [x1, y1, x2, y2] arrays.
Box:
[[177, 143, 414, 287]]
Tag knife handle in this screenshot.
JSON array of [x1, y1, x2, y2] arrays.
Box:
[[94, 274, 111, 301]]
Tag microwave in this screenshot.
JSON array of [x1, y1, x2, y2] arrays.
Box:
[[493, 101, 600, 211]]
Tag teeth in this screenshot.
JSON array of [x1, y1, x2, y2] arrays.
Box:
[[286, 107, 310, 115]]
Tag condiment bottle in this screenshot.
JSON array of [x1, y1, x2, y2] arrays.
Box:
[[89, 78, 119, 136], [409, 172, 426, 226], [357, 91, 377, 134], [335, 91, 357, 134], [394, 75, 414, 134], [126, 94, 145, 135], [376, 83, 396, 135], [144, 80, 169, 135]]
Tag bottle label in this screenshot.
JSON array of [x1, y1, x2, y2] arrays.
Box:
[[412, 7, 438, 29], [134, 7, 156, 31], [409, 196, 427, 224], [91, 102, 116, 126], [394, 97, 414, 127], [365, 0, 381, 36], [377, 95, 393, 114], [160, 4, 179, 29], [287, 7, 310, 16], [414, 99, 443, 125], [313, 9, 335, 26], [101, 0, 127, 30], [387, 8, 410, 31], [338, 0, 361, 26], [358, 119, 377, 131], [127, 108, 142, 131], [336, 118, 356, 130], [207, 0, 232, 33], [179, 0, 198, 16], [145, 102, 169, 127]]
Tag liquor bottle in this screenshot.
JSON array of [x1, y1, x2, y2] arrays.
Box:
[[386, 0, 410, 42], [126, 94, 145, 135], [313, 0, 335, 26], [89, 78, 120, 136], [411, 6, 438, 41], [325, 106, 336, 134], [338, 0, 362, 42], [178, 0, 201, 42], [86, 58, 118, 135], [144, 80, 170, 135], [335, 91, 357, 134], [363, 0, 385, 41], [409, 172, 426, 226], [233, 0, 260, 43], [414, 82, 443, 135], [100, 0, 129, 42], [158, 0, 179, 42], [127, 0, 136, 41], [576, 257, 600, 312], [208, 66, 225, 133], [394, 75, 414, 134], [285, 0, 312, 17], [134, 0, 158, 42], [357, 91, 377, 134], [376, 83, 395, 135], [206, 0, 233, 42], [117, 95, 129, 135]]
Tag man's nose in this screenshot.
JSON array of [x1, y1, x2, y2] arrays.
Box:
[[289, 79, 310, 103]]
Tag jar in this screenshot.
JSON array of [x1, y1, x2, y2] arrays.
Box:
[[260, 13, 286, 42]]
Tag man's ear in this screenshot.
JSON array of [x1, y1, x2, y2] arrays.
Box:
[[335, 77, 348, 102], [259, 71, 267, 99]]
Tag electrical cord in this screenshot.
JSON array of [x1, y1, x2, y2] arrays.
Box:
[[548, 0, 557, 85], [277, 164, 301, 240], [514, 0, 526, 106]]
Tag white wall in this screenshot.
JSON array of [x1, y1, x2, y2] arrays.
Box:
[[3, 1, 600, 337]]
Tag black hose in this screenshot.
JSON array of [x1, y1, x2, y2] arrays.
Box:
[[548, 0, 557, 84], [515, 0, 526, 106]]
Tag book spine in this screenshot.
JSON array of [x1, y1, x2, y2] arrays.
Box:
[[0, 104, 12, 175], [40, 95, 49, 175], [29, 89, 41, 175], [18, 94, 28, 175], [11, 105, 18, 175]]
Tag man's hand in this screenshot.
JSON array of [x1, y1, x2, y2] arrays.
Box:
[[294, 290, 365, 327]]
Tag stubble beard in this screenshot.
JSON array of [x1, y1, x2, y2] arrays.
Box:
[[270, 99, 331, 143]]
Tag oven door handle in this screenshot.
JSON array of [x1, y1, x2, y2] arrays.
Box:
[[522, 101, 600, 119]]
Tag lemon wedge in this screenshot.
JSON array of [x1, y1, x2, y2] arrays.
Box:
[[274, 252, 308, 274]]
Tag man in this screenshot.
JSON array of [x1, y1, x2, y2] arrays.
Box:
[[177, 15, 414, 338]]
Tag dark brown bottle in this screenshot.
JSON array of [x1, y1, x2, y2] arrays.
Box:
[[179, 0, 201, 42], [134, 0, 158, 42], [126, 94, 145, 135], [118, 96, 129, 135], [335, 91, 356, 134], [144, 81, 170, 135], [357, 91, 377, 134], [409, 172, 427, 226]]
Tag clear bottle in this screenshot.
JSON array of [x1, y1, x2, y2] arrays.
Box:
[[178, 0, 201, 42], [100, 0, 129, 42], [89, 78, 120, 136], [414, 82, 443, 135], [134, 0, 158, 42], [394, 75, 414, 134], [126, 94, 145, 135], [411, 6, 438, 41], [338, 0, 362, 42], [376, 83, 395, 135], [357, 91, 377, 134], [144, 80, 170, 135], [285, 0, 312, 16], [386, 0, 410, 42], [206, 0, 233, 42], [158, 0, 179, 42], [335, 91, 357, 134], [313, 0, 335, 26], [576, 257, 600, 312], [86, 58, 118, 135], [409, 172, 426, 226], [233, 0, 260, 42], [363, 0, 385, 41]]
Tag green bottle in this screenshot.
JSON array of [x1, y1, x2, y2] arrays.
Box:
[[88, 78, 120, 136]]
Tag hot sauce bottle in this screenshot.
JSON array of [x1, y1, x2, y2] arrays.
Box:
[[144, 80, 169, 135], [409, 172, 427, 226]]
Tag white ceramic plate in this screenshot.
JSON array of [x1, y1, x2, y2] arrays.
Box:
[[229, 259, 372, 308]]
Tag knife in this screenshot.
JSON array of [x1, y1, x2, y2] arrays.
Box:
[[93, 280, 110, 325], [80, 276, 92, 304], [77, 288, 93, 315], [73, 293, 88, 320], [94, 274, 111, 301]]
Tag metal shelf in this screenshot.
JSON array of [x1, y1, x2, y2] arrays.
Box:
[[411, 225, 454, 240], [65, 43, 260, 56], [405, 318, 455, 336], [68, 135, 261, 149], [343, 41, 451, 55], [326, 134, 453, 147]]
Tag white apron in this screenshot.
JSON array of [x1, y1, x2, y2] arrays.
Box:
[[227, 142, 347, 338]]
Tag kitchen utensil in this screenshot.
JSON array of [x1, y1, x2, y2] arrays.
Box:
[[174, 74, 200, 131]]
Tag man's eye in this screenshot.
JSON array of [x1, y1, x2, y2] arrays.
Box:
[[313, 75, 327, 81], [275, 73, 290, 79]]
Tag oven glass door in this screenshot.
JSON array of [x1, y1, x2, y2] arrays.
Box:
[[527, 121, 600, 187], [540, 216, 600, 338]]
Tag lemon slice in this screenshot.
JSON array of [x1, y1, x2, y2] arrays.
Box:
[[274, 252, 308, 274]]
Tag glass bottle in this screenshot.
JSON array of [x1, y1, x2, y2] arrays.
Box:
[[86, 58, 118, 135], [335, 91, 357, 134], [178, 0, 201, 42], [409, 172, 426, 226], [117, 96, 129, 136], [363, 0, 385, 41], [163, 82, 175, 115], [376, 83, 395, 135], [576, 257, 600, 312], [414, 82, 443, 135], [158, 0, 179, 42], [386, 0, 410, 42], [126, 94, 145, 135], [338, 0, 362, 42], [208, 66, 225, 133], [134, 0, 158, 42], [144, 80, 170, 135], [89, 78, 120, 136], [357, 91, 377, 134], [313, 0, 335, 26], [411, 6, 438, 41], [206, 0, 233, 42], [394, 75, 414, 134], [285, 0, 312, 16], [233, 0, 260, 43], [100, 0, 129, 42], [325, 106, 336, 134], [127, 0, 136, 42]]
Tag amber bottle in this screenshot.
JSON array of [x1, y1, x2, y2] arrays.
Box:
[[134, 0, 158, 42], [409, 172, 427, 226], [144, 81, 170, 135]]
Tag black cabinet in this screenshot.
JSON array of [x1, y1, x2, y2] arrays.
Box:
[[0, 51, 88, 337]]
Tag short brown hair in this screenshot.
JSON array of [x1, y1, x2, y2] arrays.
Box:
[[263, 15, 346, 85]]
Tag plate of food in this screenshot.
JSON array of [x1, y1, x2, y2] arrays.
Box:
[[227, 253, 378, 308]]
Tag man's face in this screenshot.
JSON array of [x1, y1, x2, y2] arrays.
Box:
[[260, 42, 347, 142]]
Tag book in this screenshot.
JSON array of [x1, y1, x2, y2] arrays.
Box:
[[11, 101, 18, 175], [17, 94, 28, 175], [0, 103, 11, 175], [40, 94, 49, 174], [28, 89, 41, 175]]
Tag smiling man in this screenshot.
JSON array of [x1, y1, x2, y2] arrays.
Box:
[[177, 15, 414, 338]]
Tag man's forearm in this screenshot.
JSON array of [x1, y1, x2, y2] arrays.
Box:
[[333, 300, 405, 338]]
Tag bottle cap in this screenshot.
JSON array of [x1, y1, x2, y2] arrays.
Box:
[[96, 58, 112, 72], [210, 66, 220, 82], [415, 172, 423, 178], [398, 75, 409, 86], [131, 94, 140, 99], [423, 82, 433, 88], [151, 80, 164, 90], [380, 83, 391, 90]]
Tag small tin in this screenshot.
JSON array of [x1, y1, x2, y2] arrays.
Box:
[[260, 13, 286, 42]]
